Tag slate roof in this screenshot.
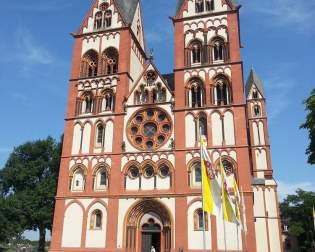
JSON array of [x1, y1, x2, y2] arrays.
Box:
[[162, 73, 175, 92], [176, 0, 239, 15], [115, 0, 139, 24], [245, 68, 265, 97]]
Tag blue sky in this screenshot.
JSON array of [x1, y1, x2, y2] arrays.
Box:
[[0, 0, 314, 240]]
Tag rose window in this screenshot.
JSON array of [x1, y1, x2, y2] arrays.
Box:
[[127, 108, 172, 151]]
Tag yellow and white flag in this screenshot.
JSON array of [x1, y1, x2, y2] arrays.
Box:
[[232, 174, 241, 224], [200, 138, 221, 216], [220, 158, 239, 225], [313, 206, 315, 229]]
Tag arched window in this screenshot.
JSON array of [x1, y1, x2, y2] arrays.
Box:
[[90, 210, 103, 229], [194, 209, 209, 230], [101, 47, 119, 75], [153, 84, 167, 103], [102, 90, 115, 111], [140, 86, 149, 104], [94, 166, 108, 190], [205, 0, 215, 11], [212, 37, 227, 62], [96, 124, 105, 148], [253, 105, 261, 117], [187, 79, 204, 108], [195, 0, 204, 13], [199, 115, 208, 138], [217, 158, 234, 176], [191, 40, 202, 64], [81, 92, 94, 114], [94, 11, 103, 30], [104, 10, 112, 28], [134, 91, 141, 105], [252, 90, 258, 99], [213, 77, 232, 106], [71, 168, 85, 192], [80, 50, 98, 78], [189, 161, 202, 187]]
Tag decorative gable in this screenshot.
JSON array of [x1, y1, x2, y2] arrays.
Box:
[[126, 63, 174, 106], [81, 0, 124, 34]]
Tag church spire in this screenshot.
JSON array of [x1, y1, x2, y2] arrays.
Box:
[[245, 68, 265, 98]]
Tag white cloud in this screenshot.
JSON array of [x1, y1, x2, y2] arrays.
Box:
[[15, 27, 54, 65], [239, 0, 315, 32], [278, 180, 315, 201]]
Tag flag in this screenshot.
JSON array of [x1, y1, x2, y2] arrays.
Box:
[[220, 158, 239, 224], [200, 138, 221, 215], [313, 206, 315, 229], [232, 175, 241, 224]]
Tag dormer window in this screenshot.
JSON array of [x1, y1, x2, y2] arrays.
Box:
[[195, 0, 204, 13]]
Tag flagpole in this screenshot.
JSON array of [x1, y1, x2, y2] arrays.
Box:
[[200, 133, 207, 252], [220, 155, 227, 252], [241, 187, 248, 252]]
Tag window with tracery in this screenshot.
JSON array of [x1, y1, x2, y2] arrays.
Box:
[[80, 50, 98, 78], [191, 41, 202, 64], [127, 108, 172, 151], [212, 37, 227, 62], [81, 92, 94, 114], [90, 210, 103, 229], [93, 3, 112, 30], [213, 77, 232, 106], [187, 79, 205, 108], [101, 47, 119, 75], [102, 89, 115, 111], [153, 84, 167, 103]]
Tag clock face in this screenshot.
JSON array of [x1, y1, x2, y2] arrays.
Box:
[[127, 108, 172, 151]]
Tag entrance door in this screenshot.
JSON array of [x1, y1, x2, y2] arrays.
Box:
[[141, 223, 161, 252]]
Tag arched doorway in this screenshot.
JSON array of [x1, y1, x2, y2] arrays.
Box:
[[125, 199, 172, 252]]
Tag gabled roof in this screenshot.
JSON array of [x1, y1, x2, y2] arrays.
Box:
[[245, 68, 265, 97], [115, 0, 139, 24], [162, 73, 175, 92], [175, 0, 239, 15]]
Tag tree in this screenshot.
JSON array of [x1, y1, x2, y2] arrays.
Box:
[[280, 189, 315, 252], [301, 88, 315, 165], [0, 137, 62, 252]]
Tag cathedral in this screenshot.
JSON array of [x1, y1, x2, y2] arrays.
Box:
[[49, 0, 283, 252]]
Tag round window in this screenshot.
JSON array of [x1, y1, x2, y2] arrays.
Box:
[[159, 165, 170, 178], [129, 166, 139, 179], [144, 166, 154, 178], [127, 108, 172, 151]]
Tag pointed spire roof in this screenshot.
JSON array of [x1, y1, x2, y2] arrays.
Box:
[[245, 68, 265, 97], [115, 0, 139, 24], [175, 0, 239, 15]]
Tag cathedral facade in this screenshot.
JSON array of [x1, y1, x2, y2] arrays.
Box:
[[49, 0, 283, 252]]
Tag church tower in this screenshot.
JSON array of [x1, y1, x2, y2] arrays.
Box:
[[50, 1, 283, 252]]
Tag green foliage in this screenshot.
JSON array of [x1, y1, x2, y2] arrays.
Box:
[[0, 137, 62, 251], [301, 89, 315, 165], [280, 189, 315, 252]]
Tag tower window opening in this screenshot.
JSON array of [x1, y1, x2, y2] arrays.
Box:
[[80, 50, 98, 78], [96, 124, 105, 147], [254, 105, 261, 117], [83, 94, 94, 114], [206, 0, 215, 11], [252, 90, 258, 99], [194, 209, 208, 230], [101, 47, 119, 75], [94, 11, 103, 30], [90, 210, 103, 229], [213, 40, 224, 61], [213, 77, 232, 106], [104, 10, 112, 28], [192, 42, 202, 64], [195, 0, 204, 13]]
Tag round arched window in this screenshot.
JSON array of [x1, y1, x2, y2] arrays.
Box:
[[128, 166, 140, 179], [127, 108, 172, 151], [159, 165, 170, 178], [143, 165, 154, 178]]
